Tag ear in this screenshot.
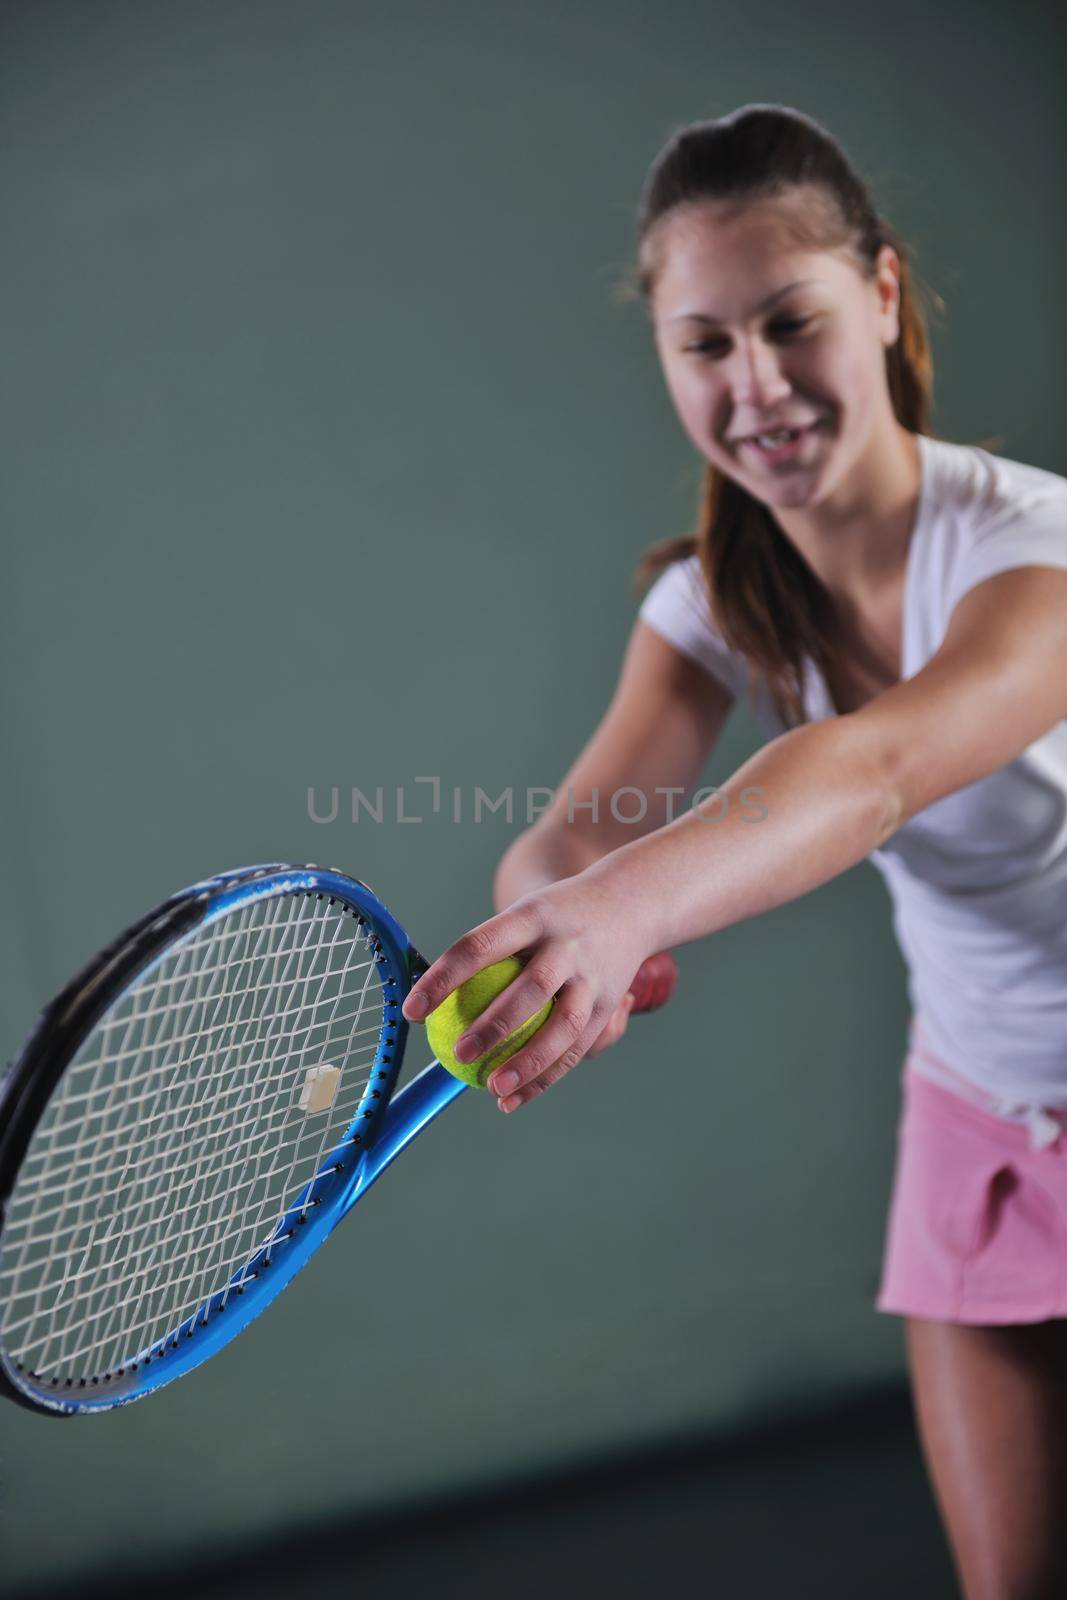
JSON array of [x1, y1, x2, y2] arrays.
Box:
[[874, 244, 902, 347]]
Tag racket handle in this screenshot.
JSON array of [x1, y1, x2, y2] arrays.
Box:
[[627, 950, 678, 1014]]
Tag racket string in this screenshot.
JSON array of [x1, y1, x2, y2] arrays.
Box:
[[17, 895, 271, 1377], [90, 895, 301, 1374], [254, 909, 380, 1278], [0, 890, 389, 1384], [4, 1026, 381, 1230], [95, 895, 366, 1374], [62, 901, 266, 1373], [119, 893, 341, 1349]]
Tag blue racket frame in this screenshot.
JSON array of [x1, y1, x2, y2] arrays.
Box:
[[0, 864, 467, 1417]]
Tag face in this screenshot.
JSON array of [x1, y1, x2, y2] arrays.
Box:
[[649, 194, 902, 514]]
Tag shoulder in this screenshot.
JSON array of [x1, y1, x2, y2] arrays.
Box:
[[916, 436, 1067, 614], [922, 434, 1067, 529], [639, 549, 705, 604], [636, 552, 751, 702], [637, 551, 715, 639]]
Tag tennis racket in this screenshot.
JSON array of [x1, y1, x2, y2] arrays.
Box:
[[0, 863, 677, 1416]]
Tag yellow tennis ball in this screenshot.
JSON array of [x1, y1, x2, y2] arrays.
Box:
[[425, 957, 553, 1089]]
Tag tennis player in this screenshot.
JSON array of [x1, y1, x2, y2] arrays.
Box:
[[403, 106, 1067, 1595]]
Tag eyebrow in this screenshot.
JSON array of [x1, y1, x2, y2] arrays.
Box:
[[668, 279, 820, 325]]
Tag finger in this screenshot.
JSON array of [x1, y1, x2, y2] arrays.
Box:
[[491, 988, 622, 1106], [495, 1030, 596, 1110], [402, 900, 542, 1022], [458, 951, 671, 1073], [451, 947, 569, 1067], [496, 1050, 577, 1112], [497, 957, 668, 1105], [484, 980, 603, 1100], [583, 994, 634, 1060], [496, 995, 624, 1109]]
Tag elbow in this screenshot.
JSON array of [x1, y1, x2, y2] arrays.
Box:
[[874, 781, 905, 850], [833, 711, 907, 851], [857, 722, 907, 849]]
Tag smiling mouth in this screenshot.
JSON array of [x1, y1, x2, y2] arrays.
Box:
[[751, 426, 806, 446], [735, 420, 824, 460]]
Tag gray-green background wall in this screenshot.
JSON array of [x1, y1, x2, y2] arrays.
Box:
[[1, 0, 1062, 1589]]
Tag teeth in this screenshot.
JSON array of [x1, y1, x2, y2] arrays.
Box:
[[755, 428, 799, 447]]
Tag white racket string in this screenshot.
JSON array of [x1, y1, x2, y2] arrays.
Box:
[[95, 895, 373, 1374], [109, 894, 328, 1362], [0, 890, 387, 1386], [7, 893, 295, 1375]]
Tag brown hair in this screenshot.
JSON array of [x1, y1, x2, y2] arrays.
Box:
[[626, 104, 939, 728]]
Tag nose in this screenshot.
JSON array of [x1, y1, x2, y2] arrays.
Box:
[[728, 335, 791, 412]]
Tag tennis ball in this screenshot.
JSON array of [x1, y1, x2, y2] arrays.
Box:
[[425, 957, 553, 1089]]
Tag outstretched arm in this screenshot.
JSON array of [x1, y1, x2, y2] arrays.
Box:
[[404, 566, 1067, 1110], [640, 565, 1067, 946]]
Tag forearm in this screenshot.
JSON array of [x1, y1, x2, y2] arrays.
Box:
[[585, 714, 902, 952], [493, 819, 603, 913]]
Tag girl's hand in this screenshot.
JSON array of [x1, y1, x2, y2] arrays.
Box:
[[581, 947, 679, 1060], [401, 870, 664, 1112]]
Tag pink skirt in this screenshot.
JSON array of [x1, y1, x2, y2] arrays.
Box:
[[877, 1020, 1067, 1324]]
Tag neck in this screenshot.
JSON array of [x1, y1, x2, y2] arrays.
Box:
[[774, 420, 922, 609]]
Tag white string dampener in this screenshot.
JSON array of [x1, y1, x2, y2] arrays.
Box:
[[298, 1065, 342, 1115]]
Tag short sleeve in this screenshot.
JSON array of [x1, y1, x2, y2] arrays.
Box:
[[947, 484, 1067, 617], [637, 553, 747, 702]]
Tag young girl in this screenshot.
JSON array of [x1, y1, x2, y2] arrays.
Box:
[[402, 106, 1067, 1596]]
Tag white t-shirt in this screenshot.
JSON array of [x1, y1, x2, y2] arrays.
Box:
[[638, 433, 1067, 1131]]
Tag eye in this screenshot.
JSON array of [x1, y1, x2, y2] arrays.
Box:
[[681, 315, 814, 359], [769, 315, 813, 339], [682, 336, 730, 359]]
